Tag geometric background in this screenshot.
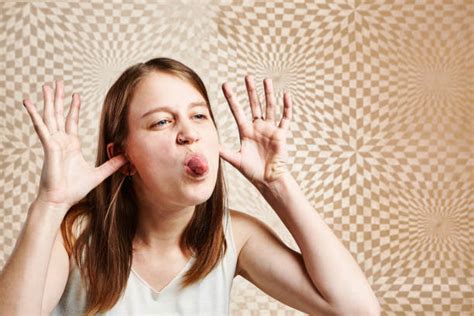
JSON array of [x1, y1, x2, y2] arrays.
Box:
[[0, 1, 472, 314]]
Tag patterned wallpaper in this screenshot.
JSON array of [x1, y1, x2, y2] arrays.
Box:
[[0, 1, 473, 314]]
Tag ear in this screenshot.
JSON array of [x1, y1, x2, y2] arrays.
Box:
[[106, 142, 137, 176]]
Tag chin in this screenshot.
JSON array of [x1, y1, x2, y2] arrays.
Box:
[[180, 193, 212, 209]]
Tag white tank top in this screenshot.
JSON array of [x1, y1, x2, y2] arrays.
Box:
[[52, 208, 237, 315]]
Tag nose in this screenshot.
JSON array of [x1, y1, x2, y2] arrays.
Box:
[[177, 121, 200, 145]]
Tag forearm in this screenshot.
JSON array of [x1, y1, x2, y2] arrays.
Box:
[[257, 172, 380, 314], [0, 200, 66, 315]]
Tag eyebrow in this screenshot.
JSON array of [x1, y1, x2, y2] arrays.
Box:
[[141, 101, 208, 119]]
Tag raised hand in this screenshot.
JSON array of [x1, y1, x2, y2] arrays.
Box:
[[219, 75, 293, 189], [23, 80, 127, 211]]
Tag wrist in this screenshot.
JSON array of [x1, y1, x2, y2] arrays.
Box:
[[257, 170, 293, 196], [33, 194, 72, 212], [28, 198, 71, 226]]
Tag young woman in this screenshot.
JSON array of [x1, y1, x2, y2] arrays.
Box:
[[0, 58, 380, 315]]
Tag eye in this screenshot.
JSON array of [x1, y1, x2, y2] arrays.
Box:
[[194, 113, 207, 120], [151, 119, 170, 127]]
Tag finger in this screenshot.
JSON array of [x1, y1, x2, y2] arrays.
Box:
[[278, 92, 293, 130], [43, 84, 58, 132], [94, 154, 128, 186], [54, 80, 65, 133], [263, 78, 276, 123], [65, 93, 80, 135], [245, 75, 262, 119], [222, 83, 251, 138], [23, 99, 51, 145]]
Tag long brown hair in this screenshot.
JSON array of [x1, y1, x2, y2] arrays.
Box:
[[60, 57, 229, 315]]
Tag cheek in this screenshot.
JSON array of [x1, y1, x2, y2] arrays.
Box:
[[129, 138, 175, 169], [208, 126, 219, 144], [208, 132, 221, 166], [207, 131, 220, 152]]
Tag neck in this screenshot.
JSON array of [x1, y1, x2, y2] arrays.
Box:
[[133, 201, 196, 256]]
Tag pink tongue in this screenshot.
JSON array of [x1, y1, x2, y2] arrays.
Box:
[[187, 156, 208, 175]]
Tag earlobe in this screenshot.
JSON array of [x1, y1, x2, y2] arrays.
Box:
[[106, 142, 136, 176], [125, 162, 137, 176], [123, 153, 137, 176]]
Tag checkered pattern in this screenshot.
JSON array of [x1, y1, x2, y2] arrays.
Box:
[[0, 1, 472, 314]]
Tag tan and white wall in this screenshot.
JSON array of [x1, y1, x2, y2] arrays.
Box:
[[0, 1, 472, 314]]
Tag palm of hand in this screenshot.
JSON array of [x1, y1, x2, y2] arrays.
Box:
[[238, 122, 288, 184], [38, 133, 87, 203], [219, 75, 293, 188], [24, 81, 127, 208]]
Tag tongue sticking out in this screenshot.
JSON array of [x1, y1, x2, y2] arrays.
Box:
[[186, 156, 209, 176]]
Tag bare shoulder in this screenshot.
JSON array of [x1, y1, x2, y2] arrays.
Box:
[[228, 208, 253, 249], [229, 208, 274, 239], [227, 210, 336, 314], [228, 208, 271, 277]]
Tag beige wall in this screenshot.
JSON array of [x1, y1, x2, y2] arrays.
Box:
[[0, 1, 472, 314]]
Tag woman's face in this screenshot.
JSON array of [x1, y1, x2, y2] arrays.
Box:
[[125, 71, 220, 208]]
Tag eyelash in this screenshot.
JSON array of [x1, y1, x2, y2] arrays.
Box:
[[151, 114, 208, 128]]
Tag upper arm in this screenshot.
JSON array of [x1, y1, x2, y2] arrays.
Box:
[[41, 230, 70, 315], [231, 209, 338, 316]]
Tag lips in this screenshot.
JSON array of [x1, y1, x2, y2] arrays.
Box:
[[184, 153, 209, 177]]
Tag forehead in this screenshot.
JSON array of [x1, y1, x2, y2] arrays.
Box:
[[128, 72, 206, 119]]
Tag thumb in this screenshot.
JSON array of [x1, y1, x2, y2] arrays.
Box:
[[95, 154, 128, 184], [219, 144, 241, 170]]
